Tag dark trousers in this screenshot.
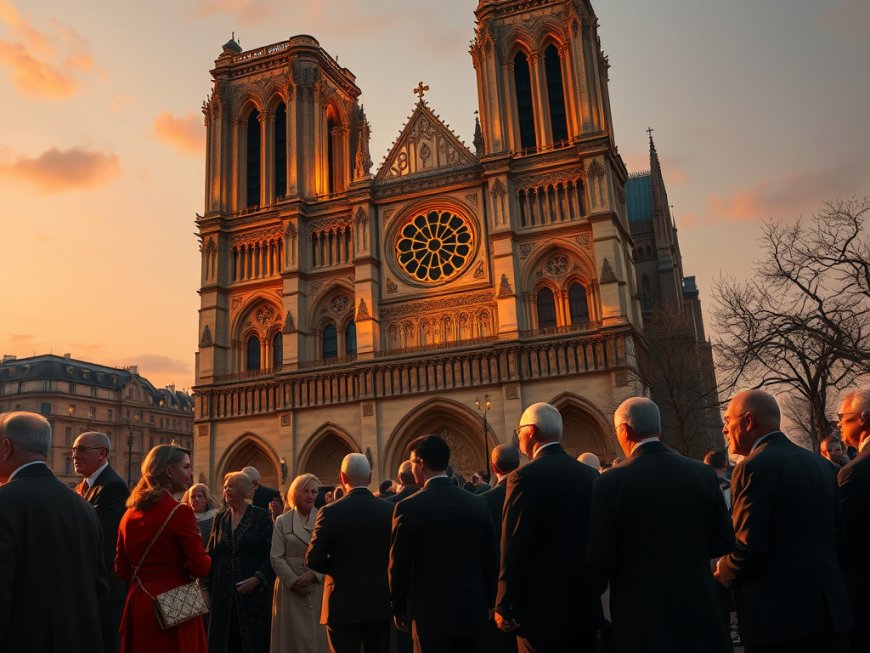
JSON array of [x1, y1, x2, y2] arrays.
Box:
[[516, 632, 596, 653], [744, 631, 849, 653], [485, 619, 518, 653], [413, 632, 484, 653], [326, 620, 390, 653], [103, 599, 124, 653]]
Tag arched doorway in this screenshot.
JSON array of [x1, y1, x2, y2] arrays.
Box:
[[550, 392, 617, 463], [384, 398, 492, 482], [218, 434, 280, 489], [296, 425, 358, 488]]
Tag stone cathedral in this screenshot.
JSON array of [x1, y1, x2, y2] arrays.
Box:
[[193, 0, 718, 490]]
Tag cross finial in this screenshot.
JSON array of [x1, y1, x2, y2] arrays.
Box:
[[413, 81, 429, 100], [646, 126, 654, 139]]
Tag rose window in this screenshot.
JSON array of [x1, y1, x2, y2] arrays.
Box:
[[395, 210, 474, 283]]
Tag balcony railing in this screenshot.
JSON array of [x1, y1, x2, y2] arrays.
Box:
[[298, 354, 358, 369], [374, 336, 501, 358], [518, 321, 600, 339]]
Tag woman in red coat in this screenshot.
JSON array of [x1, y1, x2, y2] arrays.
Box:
[[115, 444, 212, 653]]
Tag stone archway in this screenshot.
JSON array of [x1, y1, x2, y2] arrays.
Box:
[[385, 398, 491, 481], [550, 392, 617, 463], [218, 434, 280, 489], [296, 425, 358, 488]]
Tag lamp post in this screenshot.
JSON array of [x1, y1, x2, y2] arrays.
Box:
[[125, 413, 139, 488], [475, 394, 491, 482]]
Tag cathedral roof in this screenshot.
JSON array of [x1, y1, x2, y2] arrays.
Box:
[[375, 100, 477, 183], [625, 173, 653, 224]]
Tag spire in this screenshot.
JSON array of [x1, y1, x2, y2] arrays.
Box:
[[473, 111, 484, 156], [222, 33, 242, 54]]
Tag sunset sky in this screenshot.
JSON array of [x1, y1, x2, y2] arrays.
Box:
[[2, 0, 868, 391]]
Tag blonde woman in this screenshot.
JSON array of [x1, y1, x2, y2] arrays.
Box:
[[182, 482, 221, 545], [115, 445, 211, 653], [270, 473, 328, 653], [205, 471, 274, 653]]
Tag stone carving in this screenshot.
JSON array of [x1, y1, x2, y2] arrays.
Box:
[[386, 278, 398, 294], [505, 385, 519, 400], [362, 402, 374, 417], [574, 233, 591, 249], [285, 223, 297, 238], [490, 178, 507, 198], [600, 258, 617, 284], [232, 296, 243, 310], [473, 261, 485, 279], [282, 311, 296, 333], [197, 424, 208, 437], [330, 294, 351, 313], [519, 243, 534, 259], [354, 206, 368, 225], [231, 225, 284, 247], [515, 166, 584, 191], [380, 290, 494, 319], [498, 274, 514, 298], [199, 325, 213, 348], [546, 255, 569, 276], [309, 216, 352, 233], [616, 185, 625, 205], [280, 413, 291, 426], [587, 159, 605, 178], [309, 281, 324, 296], [255, 305, 276, 325], [356, 298, 371, 321]]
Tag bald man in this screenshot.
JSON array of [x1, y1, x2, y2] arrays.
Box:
[[384, 461, 419, 504], [715, 390, 852, 653]]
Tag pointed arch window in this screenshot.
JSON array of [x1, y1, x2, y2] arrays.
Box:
[[536, 288, 557, 329], [513, 52, 536, 150], [323, 323, 338, 359], [326, 114, 337, 194], [544, 45, 568, 144], [246, 109, 261, 207], [274, 102, 287, 198], [345, 321, 357, 356], [272, 332, 283, 369], [246, 335, 261, 371], [569, 283, 589, 325]]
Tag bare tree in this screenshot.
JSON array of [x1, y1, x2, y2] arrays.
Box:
[[712, 199, 870, 449], [635, 305, 723, 458]]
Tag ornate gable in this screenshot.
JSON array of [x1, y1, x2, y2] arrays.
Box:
[[376, 100, 476, 182]]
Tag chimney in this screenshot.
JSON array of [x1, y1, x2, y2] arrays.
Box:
[[63, 353, 72, 359], [2, 354, 16, 362]]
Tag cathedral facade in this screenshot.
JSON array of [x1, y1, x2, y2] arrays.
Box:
[[193, 0, 693, 490]]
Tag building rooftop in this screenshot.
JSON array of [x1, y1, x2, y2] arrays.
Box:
[[625, 173, 653, 224]]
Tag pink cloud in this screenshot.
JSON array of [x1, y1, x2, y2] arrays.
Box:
[[0, 147, 121, 194], [153, 112, 205, 156], [821, 0, 870, 37], [0, 0, 97, 100]]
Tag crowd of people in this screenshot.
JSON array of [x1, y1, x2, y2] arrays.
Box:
[[0, 385, 867, 653]]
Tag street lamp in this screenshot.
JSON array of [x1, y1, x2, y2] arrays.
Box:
[[125, 413, 139, 488], [475, 394, 492, 482]]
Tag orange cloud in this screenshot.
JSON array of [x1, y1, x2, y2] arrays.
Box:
[[704, 163, 863, 223], [0, 147, 121, 194], [153, 112, 205, 156], [0, 0, 97, 100], [193, 0, 276, 25]]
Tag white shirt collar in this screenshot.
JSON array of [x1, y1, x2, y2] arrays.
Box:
[[630, 437, 660, 454], [424, 473, 449, 486], [8, 460, 47, 481], [751, 431, 779, 453], [859, 437, 870, 453], [533, 441, 560, 458], [85, 461, 109, 488]]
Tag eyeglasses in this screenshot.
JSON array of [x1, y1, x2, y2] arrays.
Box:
[[70, 446, 107, 455], [837, 412, 862, 421], [513, 423, 533, 439]]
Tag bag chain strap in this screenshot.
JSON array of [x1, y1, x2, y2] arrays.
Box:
[[131, 502, 183, 600]]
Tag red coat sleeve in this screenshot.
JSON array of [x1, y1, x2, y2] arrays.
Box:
[[173, 504, 212, 579], [114, 511, 132, 581]]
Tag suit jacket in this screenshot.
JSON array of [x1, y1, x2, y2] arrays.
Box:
[[389, 477, 497, 638], [838, 447, 870, 633], [0, 463, 107, 653], [496, 443, 602, 641], [384, 484, 418, 504], [252, 483, 280, 510], [306, 487, 393, 625], [587, 441, 734, 653], [718, 432, 852, 647], [482, 478, 507, 555], [78, 465, 129, 606]]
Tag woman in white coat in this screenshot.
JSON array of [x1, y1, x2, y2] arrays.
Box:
[[269, 473, 328, 653]]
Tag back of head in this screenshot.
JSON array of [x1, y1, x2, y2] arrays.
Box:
[[397, 460, 415, 485], [127, 444, 189, 510], [408, 434, 450, 471], [340, 452, 371, 487], [614, 397, 662, 437], [0, 411, 51, 459], [491, 444, 520, 475], [703, 449, 727, 469], [737, 389, 781, 432], [521, 402, 563, 441], [241, 466, 261, 482], [578, 452, 601, 470]]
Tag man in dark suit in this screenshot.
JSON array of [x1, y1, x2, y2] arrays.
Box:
[[588, 398, 734, 653], [821, 436, 850, 472], [72, 430, 129, 653], [389, 434, 497, 653], [836, 388, 870, 653], [306, 452, 393, 653], [483, 444, 520, 653], [0, 411, 107, 653], [715, 390, 852, 653], [384, 461, 418, 504], [243, 465, 280, 509], [495, 402, 602, 653]]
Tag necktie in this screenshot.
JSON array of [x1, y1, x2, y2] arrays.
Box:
[[80, 480, 90, 496]]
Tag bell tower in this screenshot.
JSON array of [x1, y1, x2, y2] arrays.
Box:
[[471, 0, 616, 156]]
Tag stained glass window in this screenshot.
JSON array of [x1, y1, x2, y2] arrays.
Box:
[[395, 210, 474, 284]]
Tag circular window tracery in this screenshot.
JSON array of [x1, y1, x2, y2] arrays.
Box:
[[395, 210, 474, 284]]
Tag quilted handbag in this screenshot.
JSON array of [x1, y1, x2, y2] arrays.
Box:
[[131, 502, 209, 629]]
